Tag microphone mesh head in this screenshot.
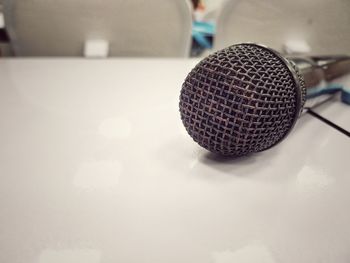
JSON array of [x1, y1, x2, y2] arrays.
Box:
[[179, 43, 305, 156]]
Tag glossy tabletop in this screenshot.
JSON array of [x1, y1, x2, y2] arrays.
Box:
[[0, 59, 350, 263]]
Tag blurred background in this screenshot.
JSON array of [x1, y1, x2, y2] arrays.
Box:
[[0, 2, 350, 263], [0, 0, 349, 58]]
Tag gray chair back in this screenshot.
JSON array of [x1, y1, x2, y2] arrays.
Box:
[[215, 0, 350, 56], [4, 0, 192, 57]]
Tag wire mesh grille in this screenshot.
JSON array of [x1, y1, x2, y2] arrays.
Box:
[[179, 44, 303, 156]]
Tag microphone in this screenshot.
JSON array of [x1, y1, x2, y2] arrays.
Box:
[[179, 43, 349, 156]]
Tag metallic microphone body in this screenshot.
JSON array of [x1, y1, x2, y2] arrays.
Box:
[[179, 43, 310, 156]]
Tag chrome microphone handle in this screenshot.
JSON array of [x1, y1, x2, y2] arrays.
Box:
[[288, 55, 350, 88], [288, 55, 350, 109]]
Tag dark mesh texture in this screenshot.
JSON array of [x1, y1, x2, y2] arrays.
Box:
[[179, 44, 303, 156]]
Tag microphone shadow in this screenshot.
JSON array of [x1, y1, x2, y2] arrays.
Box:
[[155, 135, 290, 181], [197, 147, 280, 178], [201, 152, 257, 164]]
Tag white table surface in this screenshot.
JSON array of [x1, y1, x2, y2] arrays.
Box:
[[0, 59, 350, 263]]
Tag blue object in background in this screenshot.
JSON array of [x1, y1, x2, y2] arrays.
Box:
[[307, 83, 350, 105], [192, 21, 215, 49]]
